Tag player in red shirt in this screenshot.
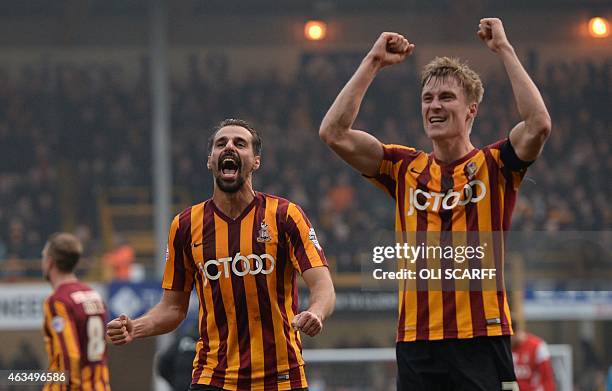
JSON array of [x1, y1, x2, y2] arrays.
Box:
[[512, 329, 556, 391], [42, 232, 111, 390]]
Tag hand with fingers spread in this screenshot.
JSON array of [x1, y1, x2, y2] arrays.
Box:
[[367, 32, 415, 69], [477, 18, 512, 53], [291, 310, 323, 337], [106, 314, 135, 345]]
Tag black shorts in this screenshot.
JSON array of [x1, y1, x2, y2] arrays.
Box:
[[396, 336, 518, 391], [189, 385, 308, 391]]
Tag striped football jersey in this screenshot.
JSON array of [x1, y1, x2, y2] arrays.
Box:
[[367, 139, 526, 342], [162, 192, 327, 391], [43, 281, 110, 390]]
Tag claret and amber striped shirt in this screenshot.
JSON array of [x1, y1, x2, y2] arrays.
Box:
[[368, 139, 527, 343], [43, 281, 110, 391], [162, 192, 327, 391]]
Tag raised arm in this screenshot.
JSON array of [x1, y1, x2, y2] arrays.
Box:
[[106, 289, 190, 345], [319, 32, 415, 177], [291, 266, 335, 337], [478, 18, 552, 162]]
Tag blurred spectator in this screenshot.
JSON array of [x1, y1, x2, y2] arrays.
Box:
[[3, 254, 27, 281], [102, 237, 135, 281]]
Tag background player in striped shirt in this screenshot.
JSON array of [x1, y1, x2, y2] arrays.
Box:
[[42, 232, 111, 390], [107, 119, 335, 391], [319, 18, 551, 390]]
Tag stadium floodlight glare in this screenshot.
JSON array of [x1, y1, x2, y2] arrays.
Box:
[[304, 20, 327, 41], [588, 17, 609, 38]]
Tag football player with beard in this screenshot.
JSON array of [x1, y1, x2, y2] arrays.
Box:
[[107, 119, 335, 391]]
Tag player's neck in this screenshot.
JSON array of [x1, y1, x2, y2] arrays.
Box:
[[51, 272, 78, 290], [511, 330, 528, 347], [431, 135, 474, 164], [212, 182, 256, 220]]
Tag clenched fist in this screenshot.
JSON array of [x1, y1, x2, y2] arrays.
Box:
[[366, 32, 415, 69], [291, 311, 323, 337], [477, 18, 512, 53], [106, 314, 135, 345]]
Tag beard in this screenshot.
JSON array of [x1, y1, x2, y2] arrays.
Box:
[[215, 175, 245, 193], [216, 151, 245, 193]]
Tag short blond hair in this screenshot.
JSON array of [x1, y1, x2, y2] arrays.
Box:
[[46, 233, 83, 273], [421, 57, 484, 104]]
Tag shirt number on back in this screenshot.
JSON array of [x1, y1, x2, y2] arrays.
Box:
[[87, 316, 105, 362]]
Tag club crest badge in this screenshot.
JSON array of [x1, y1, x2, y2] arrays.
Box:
[[257, 221, 272, 243], [466, 161, 478, 180], [52, 316, 65, 333]]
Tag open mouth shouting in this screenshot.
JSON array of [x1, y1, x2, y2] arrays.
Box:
[[218, 152, 242, 181]]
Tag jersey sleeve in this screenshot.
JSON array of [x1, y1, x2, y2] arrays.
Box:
[[162, 212, 196, 292], [44, 297, 82, 389], [364, 144, 422, 199], [490, 138, 535, 171], [486, 138, 530, 191], [285, 203, 328, 273], [43, 299, 53, 366]]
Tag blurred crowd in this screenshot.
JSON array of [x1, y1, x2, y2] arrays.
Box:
[[0, 51, 610, 275]]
